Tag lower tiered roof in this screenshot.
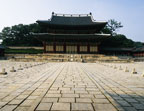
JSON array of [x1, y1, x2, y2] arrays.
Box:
[[33, 33, 111, 42]]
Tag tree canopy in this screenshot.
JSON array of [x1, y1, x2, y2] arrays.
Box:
[[100, 34, 135, 48], [101, 19, 139, 48], [102, 19, 123, 35], [0, 23, 42, 46]]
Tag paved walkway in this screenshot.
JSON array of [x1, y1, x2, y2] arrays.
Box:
[[0, 62, 144, 111]]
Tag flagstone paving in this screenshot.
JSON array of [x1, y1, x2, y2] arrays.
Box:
[[0, 61, 144, 111]]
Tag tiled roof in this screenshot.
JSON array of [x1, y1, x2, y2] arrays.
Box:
[[133, 47, 144, 52], [37, 13, 107, 26]]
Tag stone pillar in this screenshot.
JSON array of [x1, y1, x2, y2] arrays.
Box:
[[0, 68, 7, 75]]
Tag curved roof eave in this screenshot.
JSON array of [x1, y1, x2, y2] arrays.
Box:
[[32, 33, 111, 37], [36, 20, 107, 27]]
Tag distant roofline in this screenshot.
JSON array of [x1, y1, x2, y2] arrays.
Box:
[[0, 45, 5, 49]]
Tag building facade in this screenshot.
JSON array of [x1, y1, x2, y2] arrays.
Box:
[[34, 12, 110, 54]]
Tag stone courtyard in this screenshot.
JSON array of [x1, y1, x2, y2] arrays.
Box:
[[0, 61, 144, 111]]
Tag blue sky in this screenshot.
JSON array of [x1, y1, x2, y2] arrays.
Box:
[[0, 0, 144, 42]]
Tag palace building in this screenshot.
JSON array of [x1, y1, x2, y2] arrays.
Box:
[[33, 12, 111, 54]]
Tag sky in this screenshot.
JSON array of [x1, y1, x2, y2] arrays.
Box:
[[0, 0, 144, 42]]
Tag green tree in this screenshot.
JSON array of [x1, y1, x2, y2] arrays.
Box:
[[101, 19, 137, 48], [102, 19, 123, 35], [101, 34, 135, 48], [0, 23, 42, 46]]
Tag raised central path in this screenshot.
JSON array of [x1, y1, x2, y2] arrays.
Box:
[[0, 62, 144, 111]]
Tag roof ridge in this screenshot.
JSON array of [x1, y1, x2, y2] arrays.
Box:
[[52, 12, 92, 17]]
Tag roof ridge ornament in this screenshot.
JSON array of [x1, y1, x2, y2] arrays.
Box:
[[51, 12, 93, 17]]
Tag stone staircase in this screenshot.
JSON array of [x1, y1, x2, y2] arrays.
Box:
[[5, 54, 133, 63]]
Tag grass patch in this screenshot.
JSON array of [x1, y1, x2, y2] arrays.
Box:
[[5, 48, 43, 54]]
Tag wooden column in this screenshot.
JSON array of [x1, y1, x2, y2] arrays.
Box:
[[97, 45, 99, 54], [77, 44, 80, 53], [64, 43, 66, 53], [54, 43, 56, 53], [43, 41, 46, 53], [87, 44, 90, 53]]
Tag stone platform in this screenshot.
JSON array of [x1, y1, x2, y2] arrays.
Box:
[[0, 61, 144, 111], [6, 54, 132, 63]]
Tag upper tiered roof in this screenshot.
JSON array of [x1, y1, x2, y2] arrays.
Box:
[[37, 12, 107, 27]]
